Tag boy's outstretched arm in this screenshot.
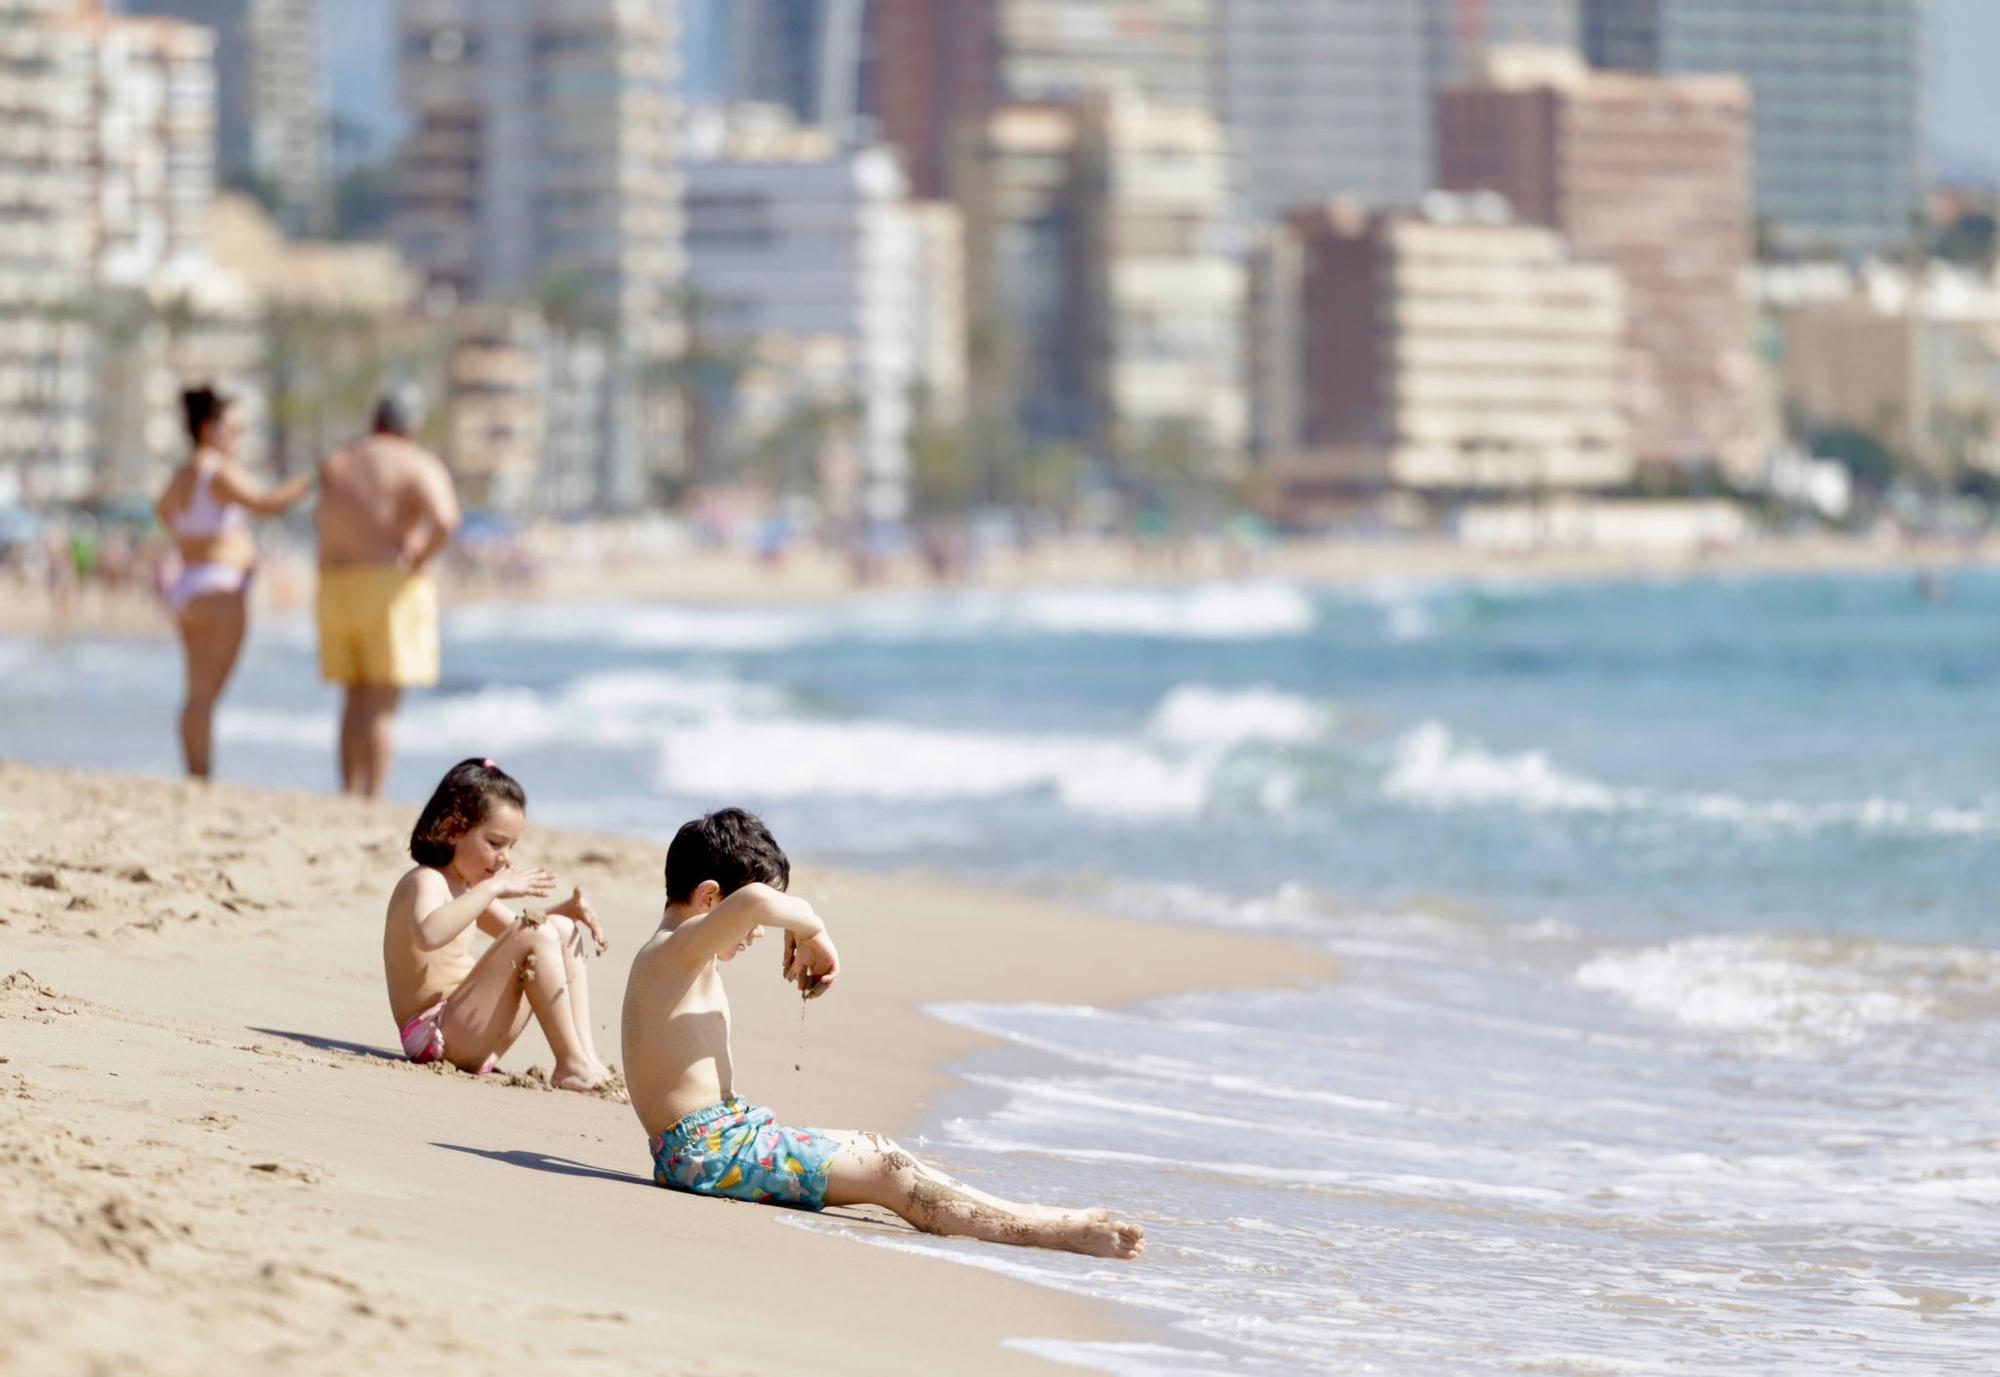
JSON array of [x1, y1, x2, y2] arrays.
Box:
[[668, 882, 839, 991]]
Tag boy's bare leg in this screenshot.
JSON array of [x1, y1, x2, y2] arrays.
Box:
[[437, 919, 603, 1090], [819, 1131, 1144, 1260], [545, 914, 611, 1078]]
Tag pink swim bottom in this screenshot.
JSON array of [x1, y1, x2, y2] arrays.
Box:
[[168, 561, 251, 616], [398, 999, 497, 1074]]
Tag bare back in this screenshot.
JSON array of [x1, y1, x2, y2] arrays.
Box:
[[383, 865, 481, 1025], [318, 433, 458, 571], [622, 932, 739, 1138]]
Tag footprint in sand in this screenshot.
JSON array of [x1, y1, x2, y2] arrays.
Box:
[[248, 1161, 321, 1183]]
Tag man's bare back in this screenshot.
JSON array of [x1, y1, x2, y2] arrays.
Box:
[[317, 432, 459, 573]]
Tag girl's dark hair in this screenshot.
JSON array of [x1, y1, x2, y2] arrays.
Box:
[[409, 758, 526, 867], [182, 385, 232, 446], [664, 808, 790, 903]]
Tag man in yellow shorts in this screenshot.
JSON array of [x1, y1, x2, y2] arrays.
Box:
[[315, 388, 460, 798]]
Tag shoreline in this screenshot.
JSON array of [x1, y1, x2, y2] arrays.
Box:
[[4, 529, 1994, 640], [0, 762, 1335, 1375]]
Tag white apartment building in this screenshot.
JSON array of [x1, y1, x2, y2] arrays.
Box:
[[1266, 198, 1630, 500], [1078, 95, 1245, 473], [123, 0, 327, 236], [683, 120, 962, 519], [959, 95, 1245, 475], [0, 0, 217, 501], [396, 0, 681, 347], [1, 1, 95, 500], [396, 0, 684, 508]]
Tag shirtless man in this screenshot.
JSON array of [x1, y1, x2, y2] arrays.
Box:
[[316, 388, 459, 798], [621, 807, 1146, 1258]]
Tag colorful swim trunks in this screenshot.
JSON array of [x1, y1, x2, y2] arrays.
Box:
[[649, 1098, 840, 1210]]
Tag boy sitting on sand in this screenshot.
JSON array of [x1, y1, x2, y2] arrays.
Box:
[[621, 808, 1145, 1258]]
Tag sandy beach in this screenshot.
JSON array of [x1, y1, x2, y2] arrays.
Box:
[[0, 761, 1330, 1376]]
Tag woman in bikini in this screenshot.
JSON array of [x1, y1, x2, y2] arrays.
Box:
[[153, 386, 315, 779]]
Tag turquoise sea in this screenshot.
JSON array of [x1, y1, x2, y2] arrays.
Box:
[[4, 571, 1997, 1372]]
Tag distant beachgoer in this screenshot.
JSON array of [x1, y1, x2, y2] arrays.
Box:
[[621, 807, 1146, 1257], [153, 386, 315, 779], [384, 758, 620, 1094], [315, 387, 460, 798]]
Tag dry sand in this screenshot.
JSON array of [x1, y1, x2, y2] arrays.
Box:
[[0, 762, 1331, 1376]]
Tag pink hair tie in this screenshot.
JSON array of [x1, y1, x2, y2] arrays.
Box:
[[482, 758, 497, 770]]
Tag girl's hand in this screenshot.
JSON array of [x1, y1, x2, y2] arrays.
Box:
[[550, 885, 606, 952], [492, 866, 555, 901]]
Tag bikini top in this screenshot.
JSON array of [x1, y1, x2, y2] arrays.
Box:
[[169, 459, 249, 539]]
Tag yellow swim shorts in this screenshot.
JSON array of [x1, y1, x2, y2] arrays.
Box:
[[317, 565, 439, 688]]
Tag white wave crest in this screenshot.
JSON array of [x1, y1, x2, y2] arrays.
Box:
[[220, 670, 778, 755], [1144, 684, 1327, 750], [219, 671, 1312, 824], [447, 581, 1317, 651], [1384, 721, 2000, 838], [656, 717, 1213, 820], [1575, 935, 1953, 1053], [1385, 722, 1620, 812], [1004, 582, 1316, 640]]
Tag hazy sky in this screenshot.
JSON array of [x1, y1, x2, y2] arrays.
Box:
[[326, 0, 2000, 178], [1935, 0, 2000, 178]]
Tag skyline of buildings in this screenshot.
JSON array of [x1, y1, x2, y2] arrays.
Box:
[[2, 0, 1993, 519]]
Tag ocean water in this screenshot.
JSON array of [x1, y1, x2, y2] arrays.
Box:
[[4, 571, 1998, 1371]]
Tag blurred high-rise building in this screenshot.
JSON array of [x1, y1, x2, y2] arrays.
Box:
[[1077, 96, 1245, 473], [957, 103, 1090, 443], [121, 0, 327, 237], [2, 0, 218, 500], [1438, 47, 1766, 478], [395, 0, 684, 507], [1253, 197, 1630, 504], [2, 0, 97, 501], [868, 0, 1216, 201], [719, 0, 866, 137], [1432, 0, 1579, 76], [1580, 0, 1927, 252], [396, 0, 681, 339], [682, 114, 962, 518], [958, 93, 1242, 474], [1221, 0, 1577, 222], [1220, 2, 1433, 218]]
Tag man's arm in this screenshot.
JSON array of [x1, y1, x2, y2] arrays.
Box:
[[399, 456, 461, 572]]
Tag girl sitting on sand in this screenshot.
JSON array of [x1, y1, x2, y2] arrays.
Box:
[[384, 758, 619, 1095]]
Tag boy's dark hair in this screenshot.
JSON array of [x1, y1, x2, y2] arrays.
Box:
[[664, 808, 789, 904], [409, 758, 526, 867], [181, 385, 231, 445]]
